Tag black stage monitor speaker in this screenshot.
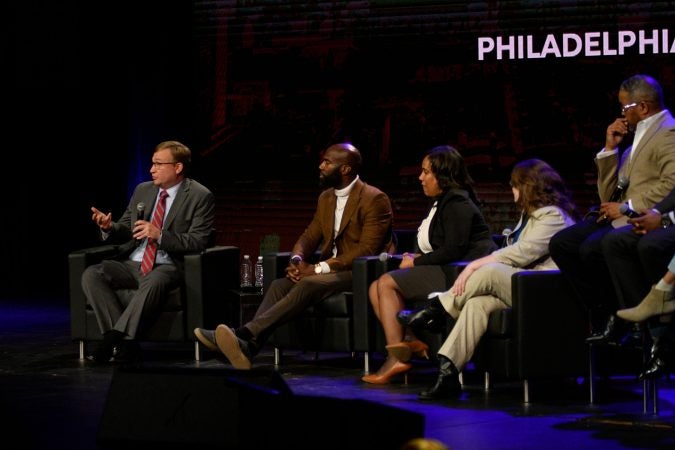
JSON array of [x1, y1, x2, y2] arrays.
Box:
[[98, 366, 425, 450]]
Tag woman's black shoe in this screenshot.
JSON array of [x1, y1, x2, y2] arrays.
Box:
[[397, 296, 446, 333], [638, 336, 673, 380], [638, 355, 670, 380], [419, 355, 462, 400], [585, 315, 626, 345]]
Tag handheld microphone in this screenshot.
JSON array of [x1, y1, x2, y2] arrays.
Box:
[[609, 177, 629, 202], [136, 202, 146, 221], [619, 203, 640, 218], [379, 252, 392, 262]]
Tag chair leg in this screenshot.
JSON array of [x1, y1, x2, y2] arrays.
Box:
[[274, 347, 281, 366], [79, 340, 85, 360], [588, 343, 596, 404], [642, 378, 660, 415], [483, 371, 490, 391], [640, 334, 659, 415], [194, 341, 201, 361], [523, 380, 530, 404], [363, 351, 370, 374]]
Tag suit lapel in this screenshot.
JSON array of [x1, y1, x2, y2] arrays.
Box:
[[163, 179, 189, 229], [631, 112, 668, 163], [325, 191, 337, 239], [141, 186, 160, 221], [336, 180, 363, 237]]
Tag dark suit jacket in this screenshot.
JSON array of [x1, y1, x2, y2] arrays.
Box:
[[414, 188, 497, 267], [597, 110, 675, 210], [105, 178, 216, 273], [291, 178, 393, 272], [655, 187, 675, 214]]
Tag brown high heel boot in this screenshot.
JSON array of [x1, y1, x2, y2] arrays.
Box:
[[385, 340, 429, 362], [361, 357, 412, 384]]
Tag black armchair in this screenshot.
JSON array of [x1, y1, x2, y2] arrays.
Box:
[[262, 252, 385, 372], [471, 269, 589, 402], [69, 245, 240, 361], [352, 233, 590, 402]]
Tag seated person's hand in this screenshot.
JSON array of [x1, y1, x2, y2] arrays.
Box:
[[629, 208, 662, 234], [286, 261, 311, 283]]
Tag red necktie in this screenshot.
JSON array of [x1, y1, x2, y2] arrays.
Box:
[[140, 190, 168, 276]]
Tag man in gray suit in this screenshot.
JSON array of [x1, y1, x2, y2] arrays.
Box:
[[82, 140, 215, 363], [550, 74, 675, 344]]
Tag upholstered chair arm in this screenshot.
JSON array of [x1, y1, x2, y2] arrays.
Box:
[[184, 245, 240, 333], [68, 245, 120, 339], [510, 269, 588, 378]]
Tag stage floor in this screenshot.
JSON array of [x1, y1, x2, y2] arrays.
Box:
[[1, 298, 674, 449]]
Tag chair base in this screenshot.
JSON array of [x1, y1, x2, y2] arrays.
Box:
[[588, 342, 659, 415], [274, 347, 370, 373], [483, 371, 530, 403]]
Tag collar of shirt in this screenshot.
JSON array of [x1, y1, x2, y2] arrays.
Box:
[[335, 175, 359, 197], [633, 109, 667, 150]]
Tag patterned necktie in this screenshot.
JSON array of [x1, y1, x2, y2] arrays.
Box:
[[140, 190, 169, 276]]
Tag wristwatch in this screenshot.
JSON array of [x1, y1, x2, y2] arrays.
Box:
[[314, 263, 323, 274], [662, 214, 673, 228]]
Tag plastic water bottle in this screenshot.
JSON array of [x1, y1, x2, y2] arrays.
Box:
[[254, 255, 264, 292], [240, 254, 252, 289]]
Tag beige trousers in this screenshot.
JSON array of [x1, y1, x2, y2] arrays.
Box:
[[437, 262, 524, 369]]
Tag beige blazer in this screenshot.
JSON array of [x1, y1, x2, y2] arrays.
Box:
[[493, 205, 576, 271], [596, 110, 675, 211]]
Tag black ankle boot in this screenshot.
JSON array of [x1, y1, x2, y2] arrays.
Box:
[[585, 315, 626, 345], [397, 296, 447, 333], [419, 355, 462, 400], [639, 335, 673, 380]]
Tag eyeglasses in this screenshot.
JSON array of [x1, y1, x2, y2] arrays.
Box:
[[621, 102, 638, 115], [151, 161, 177, 168]]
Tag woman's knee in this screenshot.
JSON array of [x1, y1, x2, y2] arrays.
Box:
[[376, 273, 399, 292]]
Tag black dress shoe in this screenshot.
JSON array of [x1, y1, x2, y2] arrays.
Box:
[[419, 355, 462, 400], [112, 341, 142, 363], [397, 296, 447, 334], [585, 315, 626, 345], [88, 341, 115, 364], [88, 330, 125, 363]]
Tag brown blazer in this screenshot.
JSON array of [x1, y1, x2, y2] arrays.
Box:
[[291, 178, 393, 272], [596, 110, 675, 211]]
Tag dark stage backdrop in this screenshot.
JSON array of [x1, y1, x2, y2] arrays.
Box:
[[189, 1, 675, 262], [4, 1, 675, 299]]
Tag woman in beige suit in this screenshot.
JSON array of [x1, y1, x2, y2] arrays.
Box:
[[403, 158, 580, 400]]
